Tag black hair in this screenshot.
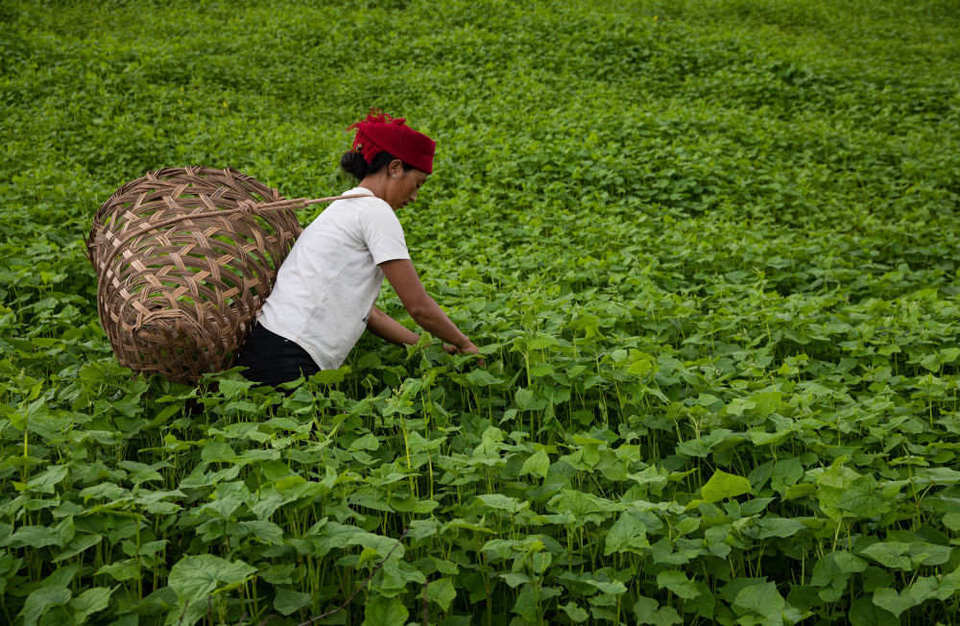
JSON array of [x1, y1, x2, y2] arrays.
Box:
[[340, 150, 414, 180]]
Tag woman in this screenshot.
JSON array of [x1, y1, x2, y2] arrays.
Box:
[[236, 111, 480, 387]]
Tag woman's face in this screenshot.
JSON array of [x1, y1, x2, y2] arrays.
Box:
[[384, 160, 428, 211]]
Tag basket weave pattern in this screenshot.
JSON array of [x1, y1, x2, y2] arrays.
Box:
[[87, 167, 306, 384]]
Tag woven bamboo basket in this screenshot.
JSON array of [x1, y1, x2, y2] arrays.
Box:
[[87, 166, 354, 384]]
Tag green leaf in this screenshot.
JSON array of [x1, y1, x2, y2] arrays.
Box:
[[19, 585, 71, 626], [515, 387, 547, 411], [217, 378, 254, 399], [872, 588, 917, 618], [168, 554, 256, 622], [349, 433, 380, 451], [656, 570, 700, 600], [940, 347, 960, 363], [914, 467, 960, 486], [260, 564, 296, 585], [379, 557, 427, 596], [604, 512, 649, 555], [118, 460, 165, 485], [309, 367, 350, 385], [583, 577, 627, 595], [675, 516, 700, 535], [685, 582, 716, 620], [810, 550, 869, 603], [704, 525, 732, 558], [651, 536, 705, 564], [633, 597, 659, 623], [476, 493, 525, 513], [701, 470, 753, 502], [770, 458, 804, 492], [872, 576, 945, 618], [634, 596, 682, 625], [406, 519, 439, 542], [426, 577, 457, 612], [69, 586, 114, 623], [54, 534, 102, 563], [748, 429, 792, 446], [464, 369, 503, 386], [512, 583, 539, 622], [79, 482, 129, 501], [750, 390, 782, 417], [238, 520, 284, 545], [755, 517, 807, 539], [733, 581, 785, 625], [2, 524, 65, 549], [26, 465, 69, 494], [624, 356, 652, 379], [273, 588, 311, 616], [859, 542, 911, 570], [908, 541, 952, 567], [919, 353, 940, 372], [362, 594, 408, 626], [560, 601, 589, 623], [42, 564, 79, 588], [547, 488, 621, 521], [811, 551, 868, 587], [938, 564, 960, 599], [521, 449, 550, 479], [203, 480, 250, 519], [849, 597, 898, 626], [96, 559, 140, 582], [501, 572, 531, 588]]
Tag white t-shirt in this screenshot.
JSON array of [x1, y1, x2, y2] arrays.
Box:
[[257, 187, 410, 370]]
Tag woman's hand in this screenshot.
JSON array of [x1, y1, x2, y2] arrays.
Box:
[[457, 340, 479, 355], [455, 340, 484, 366]]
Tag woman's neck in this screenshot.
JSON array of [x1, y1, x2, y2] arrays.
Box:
[[358, 171, 389, 200]]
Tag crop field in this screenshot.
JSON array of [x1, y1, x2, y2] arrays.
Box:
[[2, 0, 960, 624]]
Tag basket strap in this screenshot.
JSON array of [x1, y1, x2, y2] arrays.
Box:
[[93, 194, 368, 283], [301, 194, 371, 207]]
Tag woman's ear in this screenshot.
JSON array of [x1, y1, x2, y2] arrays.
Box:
[[389, 159, 404, 178]]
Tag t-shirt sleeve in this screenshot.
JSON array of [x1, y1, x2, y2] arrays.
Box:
[[360, 202, 411, 265]]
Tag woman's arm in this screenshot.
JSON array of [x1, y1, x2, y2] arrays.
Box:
[[366, 305, 420, 345], [379, 259, 479, 355]]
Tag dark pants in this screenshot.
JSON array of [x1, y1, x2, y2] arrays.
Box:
[[235, 322, 320, 387]]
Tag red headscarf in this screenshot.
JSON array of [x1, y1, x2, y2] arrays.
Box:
[[347, 110, 436, 174]]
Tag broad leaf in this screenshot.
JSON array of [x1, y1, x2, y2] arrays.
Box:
[[701, 470, 752, 502]]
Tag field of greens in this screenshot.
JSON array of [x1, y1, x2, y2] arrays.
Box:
[[3, 0, 960, 624]]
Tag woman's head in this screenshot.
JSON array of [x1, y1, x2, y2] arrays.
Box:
[[340, 149, 414, 180], [341, 110, 435, 180]]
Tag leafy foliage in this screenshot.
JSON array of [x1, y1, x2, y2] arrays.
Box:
[[1, 0, 960, 624]]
